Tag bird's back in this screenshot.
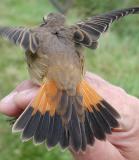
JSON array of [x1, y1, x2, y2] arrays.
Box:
[[27, 26, 84, 95]]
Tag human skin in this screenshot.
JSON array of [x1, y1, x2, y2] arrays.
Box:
[[0, 72, 139, 160]]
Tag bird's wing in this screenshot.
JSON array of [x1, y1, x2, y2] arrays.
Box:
[[73, 7, 139, 49], [0, 27, 39, 53]]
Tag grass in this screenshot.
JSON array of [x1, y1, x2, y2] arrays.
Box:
[[85, 33, 139, 98], [0, 1, 139, 160]]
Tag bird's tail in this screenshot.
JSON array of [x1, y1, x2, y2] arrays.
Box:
[[12, 80, 120, 152]]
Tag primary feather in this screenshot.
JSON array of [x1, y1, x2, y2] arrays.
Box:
[[0, 27, 39, 53], [74, 7, 139, 49]]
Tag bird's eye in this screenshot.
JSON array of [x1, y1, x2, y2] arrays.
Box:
[[52, 31, 59, 36], [55, 32, 59, 35]]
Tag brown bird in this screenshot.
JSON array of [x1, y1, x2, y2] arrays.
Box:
[[0, 7, 139, 152]]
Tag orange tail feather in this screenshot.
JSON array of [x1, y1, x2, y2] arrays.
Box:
[[32, 81, 60, 116], [77, 80, 103, 111], [12, 79, 120, 152]]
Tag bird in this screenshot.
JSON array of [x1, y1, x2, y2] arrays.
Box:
[[0, 6, 139, 152]]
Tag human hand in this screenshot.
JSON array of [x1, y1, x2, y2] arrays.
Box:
[[0, 80, 39, 116], [0, 73, 139, 160], [72, 72, 139, 160]]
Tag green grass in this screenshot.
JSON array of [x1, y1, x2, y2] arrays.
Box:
[[85, 33, 139, 98], [0, 1, 139, 160]]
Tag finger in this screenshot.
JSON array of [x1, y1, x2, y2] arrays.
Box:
[[127, 94, 139, 107], [71, 140, 125, 160], [85, 72, 111, 89], [15, 80, 39, 92], [14, 88, 38, 110], [85, 72, 128, 110], [0, 91, 20, 116], [0, 88, 38, 117]]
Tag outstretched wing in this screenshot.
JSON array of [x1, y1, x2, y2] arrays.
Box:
[[73, 7, 139, 49], [0, 27, 39, 53]]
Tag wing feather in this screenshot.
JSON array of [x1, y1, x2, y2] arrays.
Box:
[[0, 27, 39, 53], [74, 7, 139, 49]]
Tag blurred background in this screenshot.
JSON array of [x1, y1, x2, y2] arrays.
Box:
[[0, 0, 139, 160]]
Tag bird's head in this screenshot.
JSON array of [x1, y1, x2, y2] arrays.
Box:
[[42, 12, 66, 27]]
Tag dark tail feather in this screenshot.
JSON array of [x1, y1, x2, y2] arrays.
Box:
[[68, 106, 82, 152], [62, 96, 73, 124], [93, 107, 111, 134], [57, 91, 68, 115], [101, 100, 120, 118], [60, 128, 69, 149], [74, 96, 85, 122], [47, 114, 62, 147], [34, 112, 50, 144], [86, 111, 106, 140], [21, 111, 41, 141], [80, 123, 87, 151], [84, 114, 95, 145], [12, 82, 120, 152], [12, 107, 33, 132], [84, 100, 120, 141], [46, 116, 55, 147], [97, 101, 119, 128]]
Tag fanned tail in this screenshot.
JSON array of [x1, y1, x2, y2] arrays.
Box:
[[12, 80, 120, 152]]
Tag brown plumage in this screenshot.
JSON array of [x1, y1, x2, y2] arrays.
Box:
[[0, 7, 139, 152]]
